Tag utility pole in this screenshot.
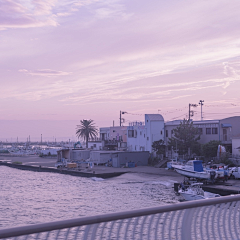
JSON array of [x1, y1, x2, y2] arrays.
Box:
[[188, 103, 198, 120], [120, 111, 127, 126], [199, 100, 204, 121]]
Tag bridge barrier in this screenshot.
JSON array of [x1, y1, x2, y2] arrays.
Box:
[[1, 194, 240, 239]]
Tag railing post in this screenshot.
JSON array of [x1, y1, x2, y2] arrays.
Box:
[[181, 208, 195, 240]]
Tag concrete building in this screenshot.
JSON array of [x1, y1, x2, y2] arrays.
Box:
[[57, 148, 90, 162], [89, 150, 149, 167], [127, 114, 164, 152], [165, 116, 240, 153], [232, 134, 240, 157], [99, 126, 127, 150], [88, 141, 103, 150]]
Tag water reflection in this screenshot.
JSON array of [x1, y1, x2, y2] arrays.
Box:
[[0, 166, 180, 229]]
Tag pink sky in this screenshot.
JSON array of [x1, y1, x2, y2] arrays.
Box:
[[0, 0, 240, 141]]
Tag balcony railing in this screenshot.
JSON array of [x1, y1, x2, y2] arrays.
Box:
[[1, 195, 240, 239]]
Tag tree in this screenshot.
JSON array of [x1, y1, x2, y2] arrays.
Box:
[[152, 139, 166, 156], [202, 140, 221, 158], [168, 119, 201, 156], [76, 119, 98, 148]]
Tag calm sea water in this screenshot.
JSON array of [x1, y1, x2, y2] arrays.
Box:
[[0, 166, 180, 229]]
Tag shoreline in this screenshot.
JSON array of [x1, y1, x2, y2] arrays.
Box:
[[0, 155, 182, 180], [2, 155, 240, 196]]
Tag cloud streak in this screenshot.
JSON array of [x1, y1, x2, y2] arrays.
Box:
[[19, 69, 72, 77]]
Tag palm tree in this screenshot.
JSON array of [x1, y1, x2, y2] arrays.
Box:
[[76, 119, 98, 148]]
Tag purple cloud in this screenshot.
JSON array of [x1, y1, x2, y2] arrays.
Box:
[[19, 69, 72, 77]]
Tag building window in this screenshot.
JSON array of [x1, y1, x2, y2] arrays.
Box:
[[161, 131, 162, 135], [212, 128, 218, 134], [140, 131, 142, 135], [147, 137, 149, 140], [198, 128, 203, 135], [128, 130, 134, 138], [144, 134, 145, 138], [166, 130, 168, 138], [206, 128, 211, 134], [171, 130, 173, 135]]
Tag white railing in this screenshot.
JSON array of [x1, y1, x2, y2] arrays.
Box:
[[1, 195, 240, 239]]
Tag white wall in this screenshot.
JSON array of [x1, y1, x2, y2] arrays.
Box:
[[232, 138, 240, 156], [145, 115, 164, 152], [88, 141, 103, 150], [127, 126, 146, 151], [127, 114, 164, 153]]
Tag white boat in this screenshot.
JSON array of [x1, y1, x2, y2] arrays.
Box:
[[178, 183, 220, 201], [172, 160, 215, 180]]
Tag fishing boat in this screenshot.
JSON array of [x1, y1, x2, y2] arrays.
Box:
[[177, 182, 220, 201], [172, 160, 215, 180]]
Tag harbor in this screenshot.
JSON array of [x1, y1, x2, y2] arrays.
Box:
[[1, 155, 240, 196]]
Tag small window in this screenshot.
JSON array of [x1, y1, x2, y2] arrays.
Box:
[[161, 131, 162, 135], [166, 130, 168, 138], [171, 130, 173, 135], [140, 131, 142, 135], [147, 137, 149, 140], [206, 128, 211, 134], [212, 128, 218, 134], [144, 134, 145, 138], [128, 130, 134, 138], [198, 128, 203, 135]]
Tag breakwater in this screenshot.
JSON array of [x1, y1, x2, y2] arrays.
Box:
[[0, 161, 127, 179]]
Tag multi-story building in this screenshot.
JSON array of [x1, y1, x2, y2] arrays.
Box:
[[127, 114, 164, 152], [99, 126, 127, 150], [165, 116, 240, 153]]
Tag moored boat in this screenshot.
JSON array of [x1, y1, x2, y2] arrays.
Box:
[[177, 182, 220, 201], [172, 160, 214, 180]]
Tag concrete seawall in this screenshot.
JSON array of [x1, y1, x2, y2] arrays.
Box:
[[0, 161, 127, 179]]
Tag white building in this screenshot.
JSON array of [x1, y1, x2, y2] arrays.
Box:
[[232, 134, 240, 157], [127, 114, 164, 152]]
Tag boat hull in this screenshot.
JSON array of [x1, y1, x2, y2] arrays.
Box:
[[175, 168, 210, 180]]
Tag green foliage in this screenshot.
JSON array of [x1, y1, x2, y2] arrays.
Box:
[[76, 119, 98, 148], [168, 119, 201, 155], [202, 140, 221, 158], [12, 161, 22, 165], [152, 139, 166, 155]]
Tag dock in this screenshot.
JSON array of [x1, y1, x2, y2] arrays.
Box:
[[202, 181, 240, 196]]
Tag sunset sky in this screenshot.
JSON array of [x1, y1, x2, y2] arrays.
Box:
[[1, 0, 240, 141]]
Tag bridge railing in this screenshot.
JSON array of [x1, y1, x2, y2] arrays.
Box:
[[1, 194, 240, 240]]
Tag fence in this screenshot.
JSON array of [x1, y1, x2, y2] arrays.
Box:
[[1, 195, 240, 240]]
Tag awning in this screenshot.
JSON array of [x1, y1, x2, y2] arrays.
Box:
[[221, 123, 232, 128]]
